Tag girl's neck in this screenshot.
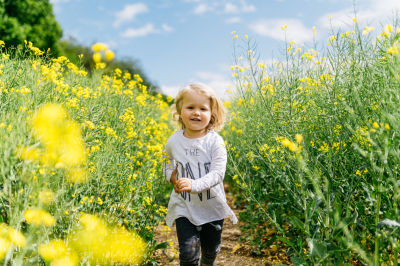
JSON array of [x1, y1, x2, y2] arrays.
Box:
[[183, 128, 208, 139]]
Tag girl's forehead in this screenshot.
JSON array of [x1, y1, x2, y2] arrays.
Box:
[[183, 91, 210, 103]]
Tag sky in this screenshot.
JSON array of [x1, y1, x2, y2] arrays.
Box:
[[50, 0, 400, 99]]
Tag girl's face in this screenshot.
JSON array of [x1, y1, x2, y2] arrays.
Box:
[[180, 91, 212, 136]]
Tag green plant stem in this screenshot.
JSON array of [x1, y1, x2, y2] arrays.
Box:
[[375, 181, 382, 266]]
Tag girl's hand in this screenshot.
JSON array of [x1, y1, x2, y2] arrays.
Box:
[[170, 167, 179, 193], [177, 178, 192, 193]]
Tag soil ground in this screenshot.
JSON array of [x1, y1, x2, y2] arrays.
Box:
[[154, 194, 291, 266]]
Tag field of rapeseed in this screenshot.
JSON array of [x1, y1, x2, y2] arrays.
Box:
[[0, 41, 173, 265], [223, 20, 400, 265]]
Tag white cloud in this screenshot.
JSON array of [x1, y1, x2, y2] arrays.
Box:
[[113, 3, 149, 28], [317, 0, 400, 31], [224, 3, 239, 13], [249, 18, 313, 43], [162, 23, 174, 32], [196, 71, 232, 99], [160, 85, 181, 97], [240, 0, 255, 12], [225, 17, 242, 24], [161, 72, 233, 100], [224, 1, 255, 14], [120, 23, 159, 38], [193, 3, 213, 14]]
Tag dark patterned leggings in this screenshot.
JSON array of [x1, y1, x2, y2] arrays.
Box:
[[175, 217, 224, 266]]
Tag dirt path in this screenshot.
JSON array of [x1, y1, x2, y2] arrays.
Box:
[[154, 195, 291, 266]]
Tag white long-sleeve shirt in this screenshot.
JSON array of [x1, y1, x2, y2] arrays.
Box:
[[163, 129, 238, 227]]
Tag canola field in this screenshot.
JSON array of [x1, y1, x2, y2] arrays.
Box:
[[222, 22, 400, 265], [0, 41, 173, 265], [1, 20, 400, 266]]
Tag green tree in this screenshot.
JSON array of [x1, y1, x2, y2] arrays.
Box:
[[0, 0, 62, 55]]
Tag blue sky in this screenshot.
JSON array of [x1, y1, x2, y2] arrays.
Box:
[[50, 0, 400, 99]]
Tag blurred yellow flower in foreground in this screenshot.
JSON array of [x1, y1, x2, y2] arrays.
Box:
[[66, 168, 88, 183], [24, 209, 55, 227], [39, 239, 79, 266], [0, 238, 11, 259], [282, 138, 298, 152], [295, 134, 303, 144], [16, 146, 40, 162], [0, 224, 26, 248], [39, 239, 68, 261], [91, 42, 108, 52], [105, 50, 115, 61], [28, 104, 87, 169], [72, 214, 145, 265], [93, 52, 102, 63]]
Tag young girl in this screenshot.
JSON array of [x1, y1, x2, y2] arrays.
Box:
[[163, 83, 237, 266]]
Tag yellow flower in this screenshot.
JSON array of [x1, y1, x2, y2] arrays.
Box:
[[7, 125, 12, 131], [16, 146, 40, 162], [282, 138, 291, 147], [385, 123, 390, 130], [85, 120, 95, 130], [52, 254, 79, 266], [108, 227, 145, 264], [24, 209, 55, 227], [0, 224, 26, 248], [288, 142, 298, 152], [39, 189, 56, 205], [352, 18, 357, 22], [384, 24, 393, 33], [0, 238, 11, 259], [39, 239, 68, 261], [373, 122, 379, 129], [7, 227, 26, 247], [91, 42, 107, 52], [93, 52, 102, 63], [295, 134, 303, 144], [66, 168, 89, 183], [30, 104, 68, 146], [105, 50, 115, 61]]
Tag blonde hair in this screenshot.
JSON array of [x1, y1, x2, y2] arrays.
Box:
[[170, 83, 226, 132]]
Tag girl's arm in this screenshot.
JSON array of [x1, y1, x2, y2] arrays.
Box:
[[189, 139, 227, 194], [163, 141, 175, 183]]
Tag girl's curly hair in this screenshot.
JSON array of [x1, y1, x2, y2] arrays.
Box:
[[170, 83, 226, 132]]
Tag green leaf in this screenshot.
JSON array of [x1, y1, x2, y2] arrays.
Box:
[[377, 218, 400, 228], [276, 235, 294, 247], [326, 242, 342, 252], [291, 216, 305, 231], [343, 210, 358, 227], [307, 238, 327, 258], [291, 257, 307, 266], [154, 241, 169, 250]]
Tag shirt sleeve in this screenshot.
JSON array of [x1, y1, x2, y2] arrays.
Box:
[[163, 139, 175, 183], [190, 137, 227, 194]]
